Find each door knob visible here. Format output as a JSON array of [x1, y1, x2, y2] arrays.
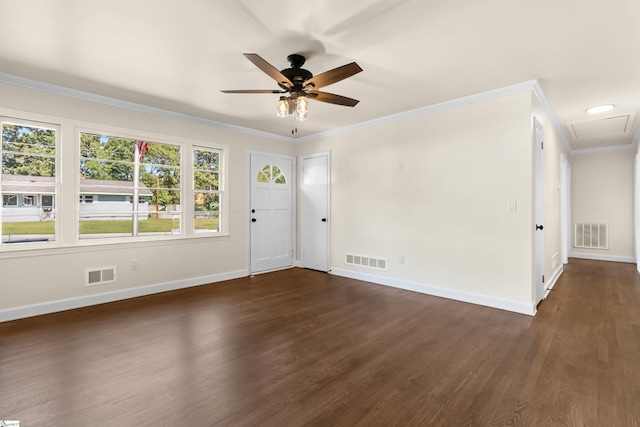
[[536, 224, 543, 230], [251, 209, 255, 213], [321, 218, 327, 222], [252, 218, 257, 222]]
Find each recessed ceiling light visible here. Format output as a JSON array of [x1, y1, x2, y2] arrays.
[[586, 104, 615, 114]]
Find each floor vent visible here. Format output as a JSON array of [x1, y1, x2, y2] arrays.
[[86, 266, 117, 286], [345, 253, 387, 270], [574, 223, 608, 249]]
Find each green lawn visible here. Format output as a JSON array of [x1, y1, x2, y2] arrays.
[[3, 218, 219, 235]]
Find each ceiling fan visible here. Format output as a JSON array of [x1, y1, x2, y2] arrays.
[[221, 53, 363, 122]]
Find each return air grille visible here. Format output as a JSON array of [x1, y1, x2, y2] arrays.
[[574, 223, 608, 249], [345, 253, 387, 270], [85, 266, 117, 286]]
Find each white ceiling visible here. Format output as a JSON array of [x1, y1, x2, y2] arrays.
[[1, 0, 639, 150]]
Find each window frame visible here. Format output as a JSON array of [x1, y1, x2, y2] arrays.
[[73, 124, 228, 247], [0, 113, 228, 254], [1, 116, 60, 250], [192, 146, 223, 234]]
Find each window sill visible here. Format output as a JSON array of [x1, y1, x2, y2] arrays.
[[0, 233, 231, 259]]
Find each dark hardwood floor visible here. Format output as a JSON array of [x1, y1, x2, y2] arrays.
[[1, 259, 639, 426]]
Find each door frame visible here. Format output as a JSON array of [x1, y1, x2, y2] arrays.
[[533, 117, 546, 305], [560, 153, 571, 265], [635, 153, 640, 273], [301, 151, 331, 272], [247, 151, 296, 274]]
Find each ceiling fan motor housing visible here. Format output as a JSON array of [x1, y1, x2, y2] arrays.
[[279, 54, 313, 91]]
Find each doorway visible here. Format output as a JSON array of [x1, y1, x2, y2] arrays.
[[249, 153, 294, 273], [301, 152, 330, 272], [560, 153, 571, 265], [533, 117, 545, 305]]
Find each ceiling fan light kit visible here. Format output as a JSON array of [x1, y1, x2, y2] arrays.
[[222, 53, 362, 125]]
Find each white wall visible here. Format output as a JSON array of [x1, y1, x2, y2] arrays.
[[297, 92, 536, 312], [1, 82, 565, 319], [571, 149, 635, 261], [0, 83, 294, 316]]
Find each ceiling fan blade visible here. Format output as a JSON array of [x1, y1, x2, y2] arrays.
[[303, 62, 363, 89], [308, 91, 360, 107], [243, 53, 294, 88], [221, 89, 286, 94]]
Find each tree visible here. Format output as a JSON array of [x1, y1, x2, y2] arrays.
[[2, 124, 56, 176], [140, 143, 181, 206], [193, 149, 219, 212]]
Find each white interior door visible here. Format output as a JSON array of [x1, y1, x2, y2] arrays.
[[560, 153, 571, 265], [534, 118, 546, 305], [301, 152, 330, 272], [250, 153, 293, 273], [635, 154, 640, 273]]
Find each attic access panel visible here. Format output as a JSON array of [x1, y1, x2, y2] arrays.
[[568, 114, 632, 140]]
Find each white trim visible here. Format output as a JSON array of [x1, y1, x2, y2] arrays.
[[533, 117, 545, 305], [300, 151, 331, 272], [1, 73, 574, 148], [247, 151, 297, 274], [560, 153, 571, 264], [571, 144, 636, 155], [13, 71, 639, 154], [635, 153, 640, 273], [531, 81, 572, 153], [0, 233, 231, 259], [295, 80, 541, 143], [0, 72, 296, 143], [0, 269, 248, 323], [543, 265, 563, 299], [570, 252, 635, 263], [330, 268, 536, 316]]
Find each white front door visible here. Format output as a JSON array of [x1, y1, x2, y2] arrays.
[[301, 152, 330, 272], [534, 118, 546, 305], [250, 153, 294, 273]]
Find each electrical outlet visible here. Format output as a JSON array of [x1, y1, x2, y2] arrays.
[[131, 259, 139, 271], [398, 255, 404, 264]]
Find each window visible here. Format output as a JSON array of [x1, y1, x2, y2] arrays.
[[257, 165, 287, 184], [193, 147, 221, 232], [2, 194, 17, 206], [1, 118, 58, 245], [79, 132, 181, 239]]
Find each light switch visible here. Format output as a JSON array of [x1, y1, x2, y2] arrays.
[[507, 200, 517, 213]]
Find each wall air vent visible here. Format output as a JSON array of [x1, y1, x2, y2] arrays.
[[85, 266, 117, 286], [574, 223, 608, 249], [345, 253, 387, 270]]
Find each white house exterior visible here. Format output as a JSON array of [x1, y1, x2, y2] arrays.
[[1, 174, 152, 222]]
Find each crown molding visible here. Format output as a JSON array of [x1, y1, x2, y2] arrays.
[[568, 117, 639, 155], [0, 72, 296, 143], [295, 80, 541, 143], [571, 144, 636, 155], [1, 72, 581, 150], [531, 81, 573, 153]]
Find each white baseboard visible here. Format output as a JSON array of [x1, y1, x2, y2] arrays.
[[0, 269, 249, 323], [570, 252, 635, 263], [293, 259, 304, 268], [543, 265, 563, 299], [330, 268, 536, 316]]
